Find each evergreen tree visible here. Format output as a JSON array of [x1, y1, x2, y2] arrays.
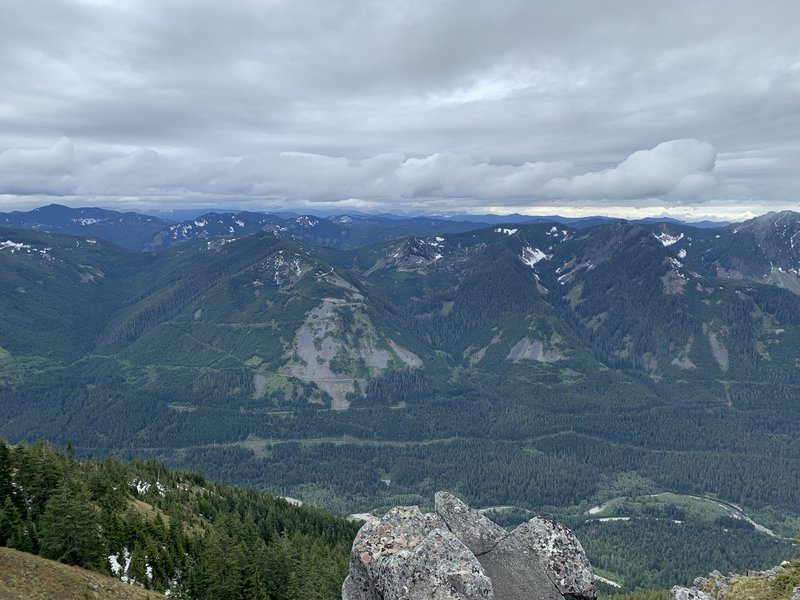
[[0, 441, 11, 502], [38, 480, 106, 569], [0, 496, 20, 546]]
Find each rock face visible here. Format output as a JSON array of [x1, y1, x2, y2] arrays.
[[342, 492, 597, 600], [670, 588, 715, 600], [341, 505, 492, 600], [434, 491, 507, 555], [512, 517, 596, 600]]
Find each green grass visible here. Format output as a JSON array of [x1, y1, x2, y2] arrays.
[[594, 565, 626, 588], [700, 559, 800, 600], [591, 493, 730, 523]]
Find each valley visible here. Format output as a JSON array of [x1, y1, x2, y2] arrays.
[[1, 207, 800, 591]]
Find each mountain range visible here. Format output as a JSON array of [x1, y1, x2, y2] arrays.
[[1, 203, 729, 251], [1, 205, 799, 590]]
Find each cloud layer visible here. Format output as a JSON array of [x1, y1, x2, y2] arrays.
[[0, 137, 721, 212], [0, 0, 798, 217]]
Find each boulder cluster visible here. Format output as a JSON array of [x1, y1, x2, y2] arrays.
[[342, 491, 597, 600]]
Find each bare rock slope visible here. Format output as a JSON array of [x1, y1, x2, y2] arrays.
[[342, 491, 597, 600]]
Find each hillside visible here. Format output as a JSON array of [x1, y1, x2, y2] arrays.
[[1, 213, 800, 590], [0, 439, 358, 599], [0, 547, 161, 600], [0, 204, 170, 251]]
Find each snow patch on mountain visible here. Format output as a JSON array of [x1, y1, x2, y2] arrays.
[[521, 246, 548, 268], [0, 240, 32, 251], [296, 216, 319, 228], [654, 232, 685, 246]]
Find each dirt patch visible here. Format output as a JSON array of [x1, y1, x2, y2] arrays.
[[388, 340, 422, 368], [0, 547, 161, 600], [661, 266, 687, 294], [708, 330, 729, 371], [671, 337, 696, 369], [319, 269, 363, 297], [671, 356, 696, 369], [766, 267, 800, 295], [252, 373, 268, 399], [506, 337, 563, 363], [566, 283, 583, 308], [469, 345, 488, 365]]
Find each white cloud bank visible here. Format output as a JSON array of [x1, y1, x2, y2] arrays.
[[0, 138, 721, 212], [543, 140, 717, 200]]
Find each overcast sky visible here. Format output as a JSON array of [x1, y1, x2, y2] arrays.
[[0, 0, 798, 219]]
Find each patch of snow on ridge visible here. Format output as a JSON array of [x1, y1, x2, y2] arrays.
[[0, 240, 31, 252], [108, 553, 123, 576], [296, 216, 319, 228], [678, 248, 687, 259], [109, 548, 133, 583], [72, 218, 102, 225], [521, 246, 548, 268], [495, 227, 518, 235], [131, 479, 151, 495], [654, 232, 684, 246]]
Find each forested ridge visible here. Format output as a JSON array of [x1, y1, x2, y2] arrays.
[[0, 439, 358, 599]]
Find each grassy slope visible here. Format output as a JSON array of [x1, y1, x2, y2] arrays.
[[0, 547, 160, 600], [699, 559, 800, 600]]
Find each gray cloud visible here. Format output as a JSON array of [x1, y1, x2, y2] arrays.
[[542, 140, 717, 201], [0, 137, 718, 209], [0, 138, 77, 195], [0, 0, 798, 218]]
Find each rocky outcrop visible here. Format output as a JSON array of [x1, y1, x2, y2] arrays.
[[671, 563, 799, 600], [342, 492, 596, 600], [670, 588, 714, 600], [434, 491, 507, 555], [512, 517, 596, 600], [341, 505, 492, 600]]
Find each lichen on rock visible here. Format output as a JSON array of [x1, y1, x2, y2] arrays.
[[342, 491, 597, 600]]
